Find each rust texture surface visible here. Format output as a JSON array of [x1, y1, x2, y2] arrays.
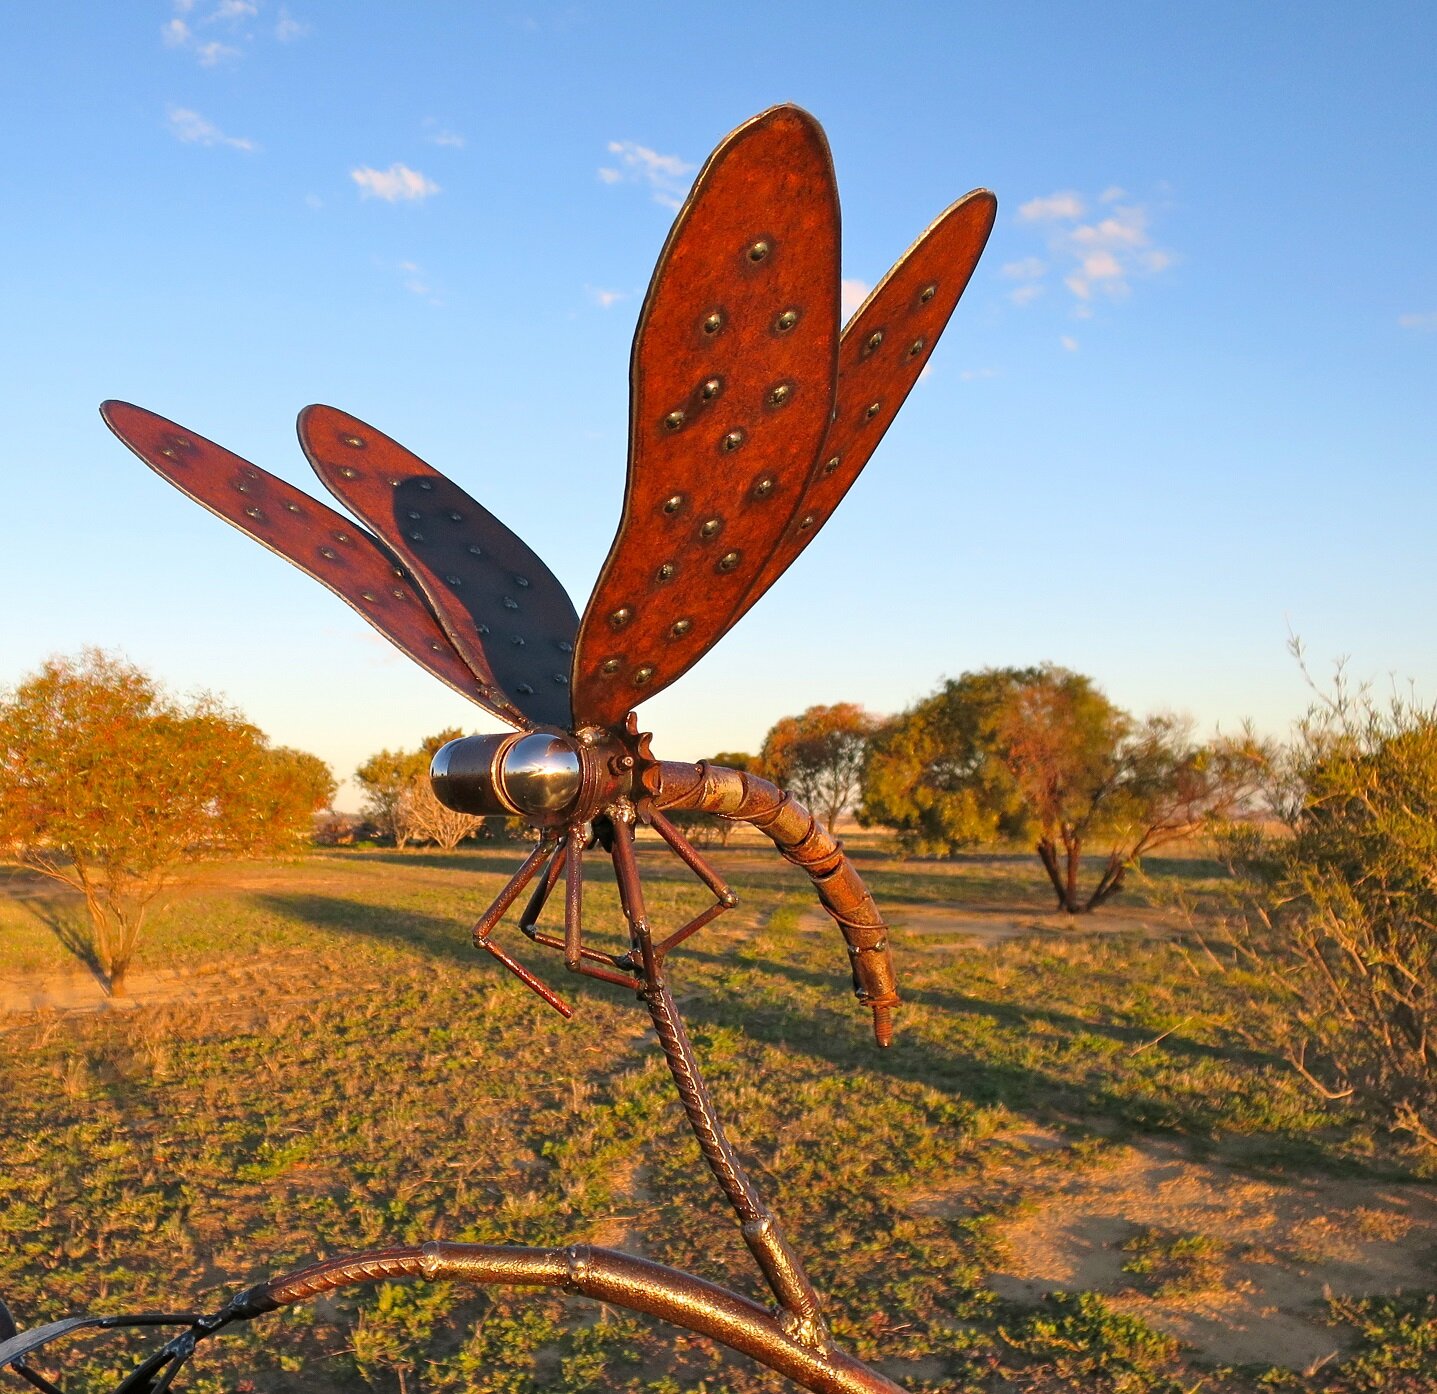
[[300, 405, 578, 729], [570, 104, 840, 728]]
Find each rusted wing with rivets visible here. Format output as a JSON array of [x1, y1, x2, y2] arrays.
[[99, 400, 517, 722], [300, 406, 578, 730], [569, 104, 841, 729], [732, 189, 997, 627]]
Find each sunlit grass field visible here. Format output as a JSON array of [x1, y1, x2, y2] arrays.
[[1, 834, 1433, 1392]]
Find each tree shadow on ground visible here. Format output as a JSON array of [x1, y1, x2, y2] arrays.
[[21, 895, 109, 988]]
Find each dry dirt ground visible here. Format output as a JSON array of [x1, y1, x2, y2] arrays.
[[979, 1131, 1437, 1375]]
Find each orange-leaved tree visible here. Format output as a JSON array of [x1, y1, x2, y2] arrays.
[[760, 704, 878, 832], [0, 649, 335, 993]]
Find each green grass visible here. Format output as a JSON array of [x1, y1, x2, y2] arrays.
[[1, 841, 1432, 1392]]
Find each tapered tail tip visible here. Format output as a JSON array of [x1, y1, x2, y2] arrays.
[[872, 1003, 894, 1048]]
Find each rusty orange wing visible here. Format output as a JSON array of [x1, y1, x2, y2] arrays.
[[299, 406, 579, 731], [731, 189, 997, 626], [569, 104, 841, 729], [99, 400, 521, 724]]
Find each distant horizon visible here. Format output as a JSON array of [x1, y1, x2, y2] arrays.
[[5, 3, 1433, 811]]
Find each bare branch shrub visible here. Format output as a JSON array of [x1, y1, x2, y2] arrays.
[[1220, 668, 1437, 1150]]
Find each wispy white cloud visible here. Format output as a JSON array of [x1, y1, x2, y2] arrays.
[[1061, 335, 1079, 352], [162, 8, 241, 64], [210, 0, 257, 19], [162, 17, 192, 47], [422, 119, 465, 149], [1398, 311, 1437, 331], [599, 139, 695, 209], [1002, 256, 1046, 280], [275, 7, 308, 41], [959, 367, 998, 382], [586, 286, 626, 309], [166, 105, 256, 152], [1012, 188, 1174, 312], [1019, 191, 1086, 223], [351, 163, 440, 202], [841, 278, 871, 320]]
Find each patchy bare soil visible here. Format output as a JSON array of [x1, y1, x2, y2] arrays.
[[982, 1132, 1437, 1372]]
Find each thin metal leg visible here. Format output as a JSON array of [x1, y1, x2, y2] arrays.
[[470, 839, 573, 1018], [645, 808, 738, 959], [564, 822, 585, 970], [519, 843, 568, 932]]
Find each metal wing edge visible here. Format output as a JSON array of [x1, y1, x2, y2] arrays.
[[99, 400, 523, 728]]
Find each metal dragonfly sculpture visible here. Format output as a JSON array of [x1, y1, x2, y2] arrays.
[[2, 105, 994, 1394]]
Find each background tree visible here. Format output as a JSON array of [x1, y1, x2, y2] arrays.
[[354, 746, 427, 847], [863, 666, 1265, 911], [759, 704, 877, 832], [0, 650, 335, 994], [356, 729, 476, 849], [860, 669, 1038, 854]]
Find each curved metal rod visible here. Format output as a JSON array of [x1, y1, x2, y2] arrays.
[[237, 1240, 905, 1394]]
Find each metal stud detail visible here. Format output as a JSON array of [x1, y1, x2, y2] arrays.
[[747, 239, 770, 263], [341, 434, 365, 448], [656, 561, 676, 582], [766, 383, 792, 408], [662, 494, 685, 515], [285, 501, 301, 512], [516, 683, 535, 695], [513, 575, 530, 588], [447, 509, 463, 521], [919, 283, 937, 303], [720, 430, 745, 453], [864, 330, 884, 355], [510, 635, 525, 647], [865, 401, 882, 421], [319, 546, 337, 559], [552, 673, 569, 685], [664, 410, 686, 431], [798, 513, 816, 530], [822, 454, 841, 475], [445, 574, 462, 586], [699, 517, 722, 540], [601, 658, 621, 675], [908, 337, 926, 358], [702, 311, 723, 335], [701, 378, 722, 402], [752, 476, 775, 498], [557, 639, 573, 653], [717, 550, 741, 572], [669, 618, 692, 639], [467, 543, 484, 556], [609, 607, 632, 629], [633, 665, 655, 686], [775, 308, 799, 333]]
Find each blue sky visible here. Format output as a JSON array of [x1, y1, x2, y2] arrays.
[[2, 3, 1433, 807]]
